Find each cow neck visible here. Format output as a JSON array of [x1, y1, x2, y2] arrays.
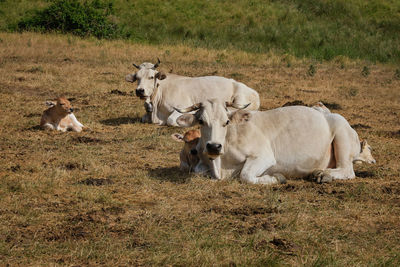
[[51, 106, 68, 117], [150, 78, 163, 104]]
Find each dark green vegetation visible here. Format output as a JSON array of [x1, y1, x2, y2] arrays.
[[1, 0, 399, 63], [17, 0, 117, 38]]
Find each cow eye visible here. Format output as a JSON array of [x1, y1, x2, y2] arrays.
[[223, 120, 230, 127], [149, 76, 154, 79], [198, 119, 204, 125]]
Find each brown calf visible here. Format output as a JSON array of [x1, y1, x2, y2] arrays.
[[171, 129, 201, 172], [40, 97, 84, 132]]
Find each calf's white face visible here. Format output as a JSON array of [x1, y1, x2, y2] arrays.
[[176, 99, 248, 160], [125, 61, 166, 99]]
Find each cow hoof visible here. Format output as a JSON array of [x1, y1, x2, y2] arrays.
[[318, 174, 333, 183], [274, 173, 287, 184], [312, 170, 333, 184]]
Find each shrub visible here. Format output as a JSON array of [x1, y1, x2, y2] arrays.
[[361, 66, 370, 77], [307, 64, 316, 77], [17, 0, 117, 39]]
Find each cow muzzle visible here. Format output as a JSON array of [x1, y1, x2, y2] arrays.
[[206, 142, 223, 160], [136, 88, 146, 99]]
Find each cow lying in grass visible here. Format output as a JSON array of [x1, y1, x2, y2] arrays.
[[40, 97, 84, 132], [125, 59, 260, 126], [175, 99, 375, 184], [171, 129, 201, 172]]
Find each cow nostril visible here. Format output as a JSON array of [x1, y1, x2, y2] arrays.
[[136, 89, 145, 97], [206, 143, 222, 153]]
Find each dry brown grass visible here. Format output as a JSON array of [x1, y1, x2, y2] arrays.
[[0, 32, 399, 266]]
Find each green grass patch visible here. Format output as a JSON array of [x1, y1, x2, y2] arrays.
[[1, 0, 399, 63]]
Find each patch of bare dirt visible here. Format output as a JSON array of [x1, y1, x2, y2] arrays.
[[208, 205, 279, 216], [63, 162, 87, 171], [100, 116, 141, 126], [270, 237, 299, 254], [374, 130, 400, 139], [78, 178, 113, 186], [355, 171, 375, 178], [24, 112, 41, 118], [72, 136, 104, 144], [381, 182, 400, 195], [352, 123, 371, 129], [282, 100, 306, 107], [321, 101, 342, 110], [110, 89, 127, 96]]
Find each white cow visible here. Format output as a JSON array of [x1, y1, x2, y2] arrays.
[[125, 60, 260, 126], [175, 99, 375, 184]]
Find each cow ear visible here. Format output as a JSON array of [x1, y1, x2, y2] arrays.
[[171, 133, 184, 142], [45, 101, 56, 107], [155, 72, 166, 80], [230, 110, 251, 124], [177, 114, 198, 127], [125, 73, 137, 83], [360, 140, 367, 147]]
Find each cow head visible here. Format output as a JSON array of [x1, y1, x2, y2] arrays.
[[312, 102, 331, 113], [47, 97, 74, 115], [172, 129, 201, 171], [175, 99, 250, 160], [125, 58, 166, 99], [354, 140, 376, 164]]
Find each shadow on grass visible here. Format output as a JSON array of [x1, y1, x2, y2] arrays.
[[77, 178, 114, 186], [100, 116, 141, 126], [148, 166, 192, 184], [26, 125, 42, 131], [355, 171, 375, 178]]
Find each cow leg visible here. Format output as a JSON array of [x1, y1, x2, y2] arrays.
[[141, 113, 152, 123], [140, 100, 153, 123], [166, 110, 182, 127], [42, 123, 55, 130], [240, 156, 286, 185], [58, 126, 67, 132], [193, 162, 209, 174], [313, 129, 356, 183], [70, 125, 82, 132], [151, 109, 164, 125], [69, 113, 84, 128]]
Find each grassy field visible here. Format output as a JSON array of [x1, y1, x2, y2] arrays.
[[0, 32, 400, 266], [0, 0, 399, 63]]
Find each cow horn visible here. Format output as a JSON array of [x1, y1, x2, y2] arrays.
[[153, 58, 161, 69], [133, 63, 140, 69], [174, 103, 202, 113], [226, 102, 251, 110]]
